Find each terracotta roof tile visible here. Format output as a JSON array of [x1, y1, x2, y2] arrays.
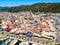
[[29, 27, 40, 33], [7, 23, 14, 27], [20, 25, 26, 30], [37, 24, 46, 28]]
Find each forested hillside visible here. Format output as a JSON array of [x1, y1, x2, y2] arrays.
[[0, 3, 60, 13]]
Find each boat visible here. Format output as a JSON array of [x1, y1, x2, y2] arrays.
[[5, 39, 13, 45], [32, 43, 38, 45], [19, 41, 29, 45], [15, 40, 21, 45], [9, 39, 18, 45]]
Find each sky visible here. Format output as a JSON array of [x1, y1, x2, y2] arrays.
[[0, 0, 60, 7]]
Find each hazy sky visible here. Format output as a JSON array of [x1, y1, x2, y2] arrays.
[[0, 0, 60, 7]]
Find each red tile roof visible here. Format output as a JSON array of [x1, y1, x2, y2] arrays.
[[20, 25, 26, 30], [29, 27, 40, 33], [5, 28, 12, 32]]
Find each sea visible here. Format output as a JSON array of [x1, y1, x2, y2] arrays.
[[0, 39, 32, 45], [0, 39, 6, 45]]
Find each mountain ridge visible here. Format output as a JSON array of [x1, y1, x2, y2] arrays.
[[0, 3, 60, 13]]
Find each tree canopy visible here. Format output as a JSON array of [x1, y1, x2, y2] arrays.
[[8, 3, 60, 13], [0, 3, 60, 13]]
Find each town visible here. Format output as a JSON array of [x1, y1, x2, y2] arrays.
[[0, 11, 60, 45]]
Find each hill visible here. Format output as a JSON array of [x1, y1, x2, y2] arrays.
[[0, 3, 60, 13], [8, 3, 60, 13], [0, 7, 9, 12]]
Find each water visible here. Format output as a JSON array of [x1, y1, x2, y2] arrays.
[[0, 39, 6, 45], [1, 42, 6, 45], [0, 39, 32, 45], [0, 41, 2, 45], [29, 43, 32, 45]]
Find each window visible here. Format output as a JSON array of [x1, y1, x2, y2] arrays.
[[28, 38, 29, 41], [34, 39, 36, 42], [37, 40, 39, 43], [46, 42, 48, 44], [43, 41, 44, 44]]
